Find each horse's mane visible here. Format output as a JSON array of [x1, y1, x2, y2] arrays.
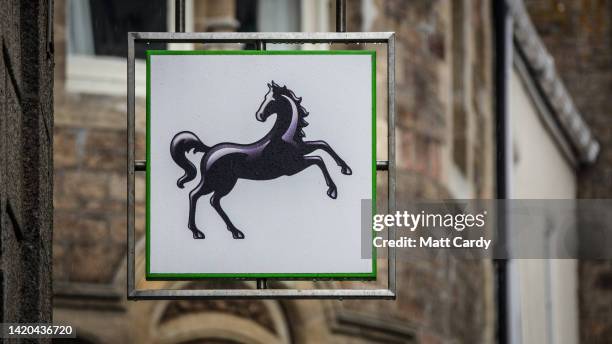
[[273, 83, 309, 139]]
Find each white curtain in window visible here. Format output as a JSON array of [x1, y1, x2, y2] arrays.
[[68, 0, 95, 55], [257, 0, 300, 32]]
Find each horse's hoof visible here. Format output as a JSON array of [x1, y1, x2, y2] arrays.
[[231, 230, 245, 239], [341, 165, 352, 175], [327, 187, 337, 199], [192, 230, 205, 239]]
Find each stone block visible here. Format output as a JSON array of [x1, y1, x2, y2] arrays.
[[63, 171, 108, 200]]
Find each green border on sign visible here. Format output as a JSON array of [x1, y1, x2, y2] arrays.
[[146, 50, 377, 280]]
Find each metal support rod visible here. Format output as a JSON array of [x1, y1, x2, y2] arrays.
[[255, 39, 267, 289], [131, 288, 394, 299], [175, 0, 186, 32], [387, 33, 397, 296], [336, 0, 346, 32], [129, 32, 394, 44], [127, 31, 136, 302], [256, 279, 268, 289], [135, 160, 146, 171], [376, 160, 389, 171]]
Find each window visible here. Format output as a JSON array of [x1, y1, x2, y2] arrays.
[[69, 0, 167, 59], [256, 0, 301, 32], [236, 0, 302, 50], [66, 0, 185, 97], [236, 0, 301, 32]]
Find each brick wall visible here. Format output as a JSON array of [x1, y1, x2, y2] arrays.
[[525, 1, 612, 342]]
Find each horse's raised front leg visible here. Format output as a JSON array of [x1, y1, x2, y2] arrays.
[[210, 192, 245, 239], [303, 140, 352, 175], [302, 155, 338, 199], [188, 183, 207, 239]]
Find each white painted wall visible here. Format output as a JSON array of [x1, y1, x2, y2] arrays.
[[510, 69, 578, 344]]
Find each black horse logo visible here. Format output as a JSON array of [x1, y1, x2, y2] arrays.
[[170, 81, 352, 239]]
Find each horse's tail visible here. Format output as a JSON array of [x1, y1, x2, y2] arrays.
[[170, 131, 209, 188]]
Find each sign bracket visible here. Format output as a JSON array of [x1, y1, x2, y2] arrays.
[[127, 0, 396, 301]]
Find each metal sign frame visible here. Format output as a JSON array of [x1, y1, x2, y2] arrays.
[[127, 31, 396, 299]]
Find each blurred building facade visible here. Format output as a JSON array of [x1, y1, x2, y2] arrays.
[[50, 0, 607, 343]]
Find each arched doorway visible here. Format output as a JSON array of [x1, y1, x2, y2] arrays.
[[150, 282, 292, 344]]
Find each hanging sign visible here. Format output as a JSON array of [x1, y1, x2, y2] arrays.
[[146, 50, 376, 279]]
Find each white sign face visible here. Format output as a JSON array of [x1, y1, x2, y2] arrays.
[[146, 51, 375, 279]]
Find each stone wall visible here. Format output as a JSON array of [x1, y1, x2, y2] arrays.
[[0, 0, 54, 336], [358, 1, 495, 343], [525, 1, 612, 343]]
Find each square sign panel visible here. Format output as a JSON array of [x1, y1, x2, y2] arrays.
[[146, 50, 375, 279]]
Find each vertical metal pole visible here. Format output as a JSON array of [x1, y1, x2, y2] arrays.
[[494, 0, 516, 343], [255, 38, 267, 290], [336, 0, 346, 32], [127, 34, 136, 298], [175, 0, 186, 32], [387, 34, 396, 296], [256, 278, 267, 289]]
